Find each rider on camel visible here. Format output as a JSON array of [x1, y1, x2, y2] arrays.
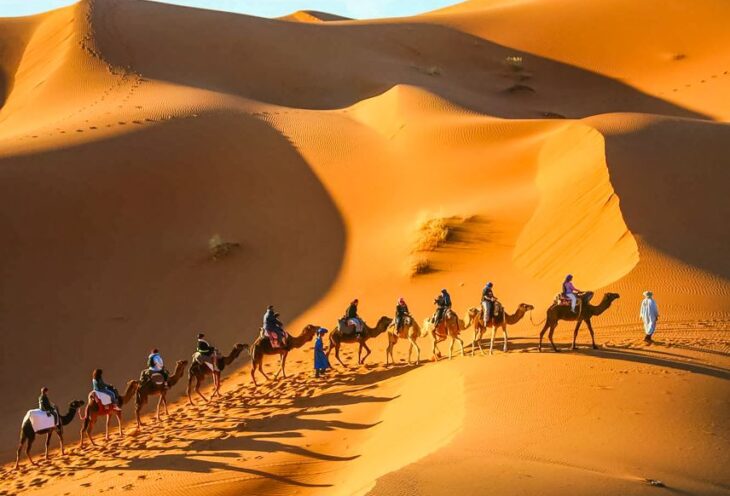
[[344, 299, 364, 337], [92, 369, 121, 411], [562, 274, 582, 313], [394, 297, 410, 332], [140, 348, 169, 388], [38, 387, 59, 426], [433, 289, 452, 326], [263, 305, 288, 348], [481, 282, 497, 320]]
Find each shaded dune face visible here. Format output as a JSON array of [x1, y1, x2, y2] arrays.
[[88, 0, 703, 119], [590, 117, 730, 279], [0, 113, 345, 449]]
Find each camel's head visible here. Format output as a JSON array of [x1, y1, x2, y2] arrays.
[[176, 359, 189, 368], [303, 324, 320, 340], [520, 303, 535, 312], [605, 293, 621, 302], [70, 400, 85, 409], [377, 316, 394, 329], [467, 307, 481, 318], [234, 343, 248, 353]]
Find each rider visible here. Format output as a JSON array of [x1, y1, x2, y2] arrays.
[[263, 305, 287, 348], [481, 282, 497, 320], [433, 289, 452, 326], [562, 274, 582, 313], [394, 297, 410, 332], [196, 332, 220, 391], [38, 387, 59, 426], [141, 348, 169, 388], [92, 369, 121, 410], [344, 299, 364, 337]]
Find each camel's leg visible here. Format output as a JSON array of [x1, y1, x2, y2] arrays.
[[116, 412, 124, 437], [280, 352, 289, 379], [259, 361, 271, 381], [24, 437, 35, 466], [448, 336, 455, 360], [489, 326, 497, 355], [458, 335, 465, 357], [471, 329, 478, 357], [502, 324, 509, 352], [58, 431, 65, 456], [212, 372, 221, 397], [196, 376, 209, 403], [386, 336, 394, 366], [538, 323, 550, 352], [274, 354, 284, 379], [163, 393, 169, 416], [548, 324, 559, 352], [571, 320, 582, 350], [15, 438, 24, 469], [156, 395, 163, 422], [44, 432, 51, 460], [250, 363, 259, 387], [432, 337, 441, 360], [105, 414, 110, 441], [136, 403, 143, 428], [360, 341, 371, 364], [586, 318, 598, 349], [408, 337, 420, 365], [334, 343, 346, 367]]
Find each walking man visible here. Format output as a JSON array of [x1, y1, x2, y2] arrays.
[[640, 291, 659, 344]]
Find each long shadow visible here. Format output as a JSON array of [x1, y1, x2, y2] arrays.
[[91, 0, 707, 120], [576, 348, 730, 380], [120, 451, 332, 488]]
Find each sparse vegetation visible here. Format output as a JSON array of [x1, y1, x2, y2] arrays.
[[413, 218, 453, 252], [409, 258, 434, 277], [208, 234, 241, 260], [505, 55, 524, 72]]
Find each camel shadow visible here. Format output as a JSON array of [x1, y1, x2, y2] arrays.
[[575, 347, 730, 380]]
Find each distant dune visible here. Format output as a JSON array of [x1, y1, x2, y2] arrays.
[[0, 0, 728, 495]]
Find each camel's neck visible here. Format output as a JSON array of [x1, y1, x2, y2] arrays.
[[590, 298, 614, 316], [60, 405, 79, 425], [289, 331, 315, 350], [505, 307, 527, 325], [224, 347, 242, 366], [369, 324, 388, 338], [168, 364, 186, 387], [121, 383, 137, 404]]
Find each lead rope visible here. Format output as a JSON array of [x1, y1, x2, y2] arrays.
[[529, 309, 546, 327]]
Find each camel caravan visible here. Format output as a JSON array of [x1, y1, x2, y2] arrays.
[[15, 275, 619, 469]]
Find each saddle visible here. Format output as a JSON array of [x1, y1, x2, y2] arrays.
[[340, 318, 363, 337], [91, 390, 113, 406], [262, 327, 288, 349], [24, 409, 59, 432], [193, 350, 220, 372]]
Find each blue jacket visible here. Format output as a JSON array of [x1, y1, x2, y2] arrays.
[[441, 292, 452, 307], [263, 309, 280, 329]]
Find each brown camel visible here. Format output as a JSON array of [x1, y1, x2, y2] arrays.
[[385, 316, 422, 366], [328, 316, 393, 366], [465, 303, 534, 355], [187, 343, 248, 405], [135, 360, 188, 427], [80, 380, 139, 448], [538, 292, 620, 352], [250, 324, 319, 386], [423, 309, 468, 360], [15, 400, 84, 468]]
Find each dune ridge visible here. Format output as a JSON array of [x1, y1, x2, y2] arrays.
[[0, 0, 728, 495]]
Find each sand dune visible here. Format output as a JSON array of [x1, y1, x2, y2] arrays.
[[0, 0, 728, 494]]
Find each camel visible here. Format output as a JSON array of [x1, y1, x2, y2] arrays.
[[249, 324, 319, 386], [465, 303, 534, 355], [385, 316, 423, 366], [187, 343, 248, 405], [135, 360, 188, 427], [328, 316, 393, 366], [538, 292, 620, 352], [15, 400, 84, 468], [423, 309, 469, 360], [80, 380, 139, 448]]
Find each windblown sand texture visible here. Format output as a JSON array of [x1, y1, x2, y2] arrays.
[[0, 0, 728, 495]]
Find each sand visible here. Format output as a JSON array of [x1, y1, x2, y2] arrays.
[[0, 0, 728, 494]]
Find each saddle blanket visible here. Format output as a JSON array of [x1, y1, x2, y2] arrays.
[[23, 409, 57, 432], [92, 391, 113, 405], [193, 352, 219, 371]]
